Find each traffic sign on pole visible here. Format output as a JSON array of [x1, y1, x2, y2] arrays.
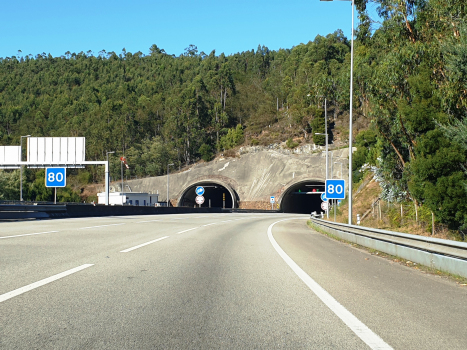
[[325, 179, 345, 199], [195, 186, 205, 196], [270, 196, 275, 204], [321, 202, 328, 211], [321, 193, 327, 202], [45, 168, 66, 188], [195, 195, 205, 205]]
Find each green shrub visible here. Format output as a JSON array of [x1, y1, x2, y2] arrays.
[[250, 138, 259, 146], [286, 138, 299, 149], [199, 144, 213, 162]]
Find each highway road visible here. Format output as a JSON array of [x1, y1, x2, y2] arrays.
[[1, 213, 466, 349]]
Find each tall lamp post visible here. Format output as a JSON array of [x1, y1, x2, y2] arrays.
[[320, 0, 354, 224], [315, 97, 329, 179], [316, 99, 329, 218], [20, 135, 31, 201], [167, 163, 174, 207], [105, 151, 115, 205]]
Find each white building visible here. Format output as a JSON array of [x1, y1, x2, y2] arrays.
[[97, 192, 159, 206]]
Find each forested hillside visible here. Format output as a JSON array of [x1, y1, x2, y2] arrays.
[[1, 0, 467, 231], [0, 32, 350, 171]]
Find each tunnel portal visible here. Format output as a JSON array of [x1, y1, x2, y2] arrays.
[[280, 180, 326, 214], [178, 181, 236, 208]]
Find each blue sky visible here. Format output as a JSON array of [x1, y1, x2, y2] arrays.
[[1, 0, 375, 59]]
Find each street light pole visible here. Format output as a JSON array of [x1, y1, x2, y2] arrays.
[[20, 135, 31, 201], [348, 0, 355, 225], [324, 98, 328, 181], [320, 0, 354, 224], [106, 151, 115, 205], [167, 163, 174, 207], [315, 127, 329, 219]]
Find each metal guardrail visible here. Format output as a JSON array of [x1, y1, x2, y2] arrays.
[[0, 204, 68, 219], [310, 217, 467, 279]]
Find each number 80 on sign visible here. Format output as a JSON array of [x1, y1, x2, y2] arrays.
[[45, 168, 66, 187], [325, 179, 345, 199]]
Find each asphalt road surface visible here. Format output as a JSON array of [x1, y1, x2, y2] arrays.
[[1, 213, 466, 349]]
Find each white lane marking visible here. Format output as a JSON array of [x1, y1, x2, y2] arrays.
[[120, 236, 169, 253], [0, 264, 94, 303], [202, 223, 216, 227], [268, 219, 393, 350], [137, 220, 161, 223], [177, 227, 198, 234], [0, 231, 58, 239], [221, 220, 234, 223], [79, 223, 126, 230]]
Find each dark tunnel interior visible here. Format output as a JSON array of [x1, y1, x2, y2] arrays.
[[179, 183, 234, 208], [280, 181, 326, 214]]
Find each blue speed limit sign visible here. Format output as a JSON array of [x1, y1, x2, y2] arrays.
[[325, 179, 345, 199], [45, 168, 66, 187], [195, 186, 205, 196]]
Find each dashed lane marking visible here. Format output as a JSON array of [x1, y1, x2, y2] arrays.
[[0, 264, 94, 303], [79, 223, 126, 230], [120, 236, 169, 253], [177, 227, 199, 234], [0, 231, 59, 239]]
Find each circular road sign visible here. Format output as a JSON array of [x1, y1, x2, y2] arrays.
[[321, 193, 327, 201], [321, 201, 328, 211], [195, 195, 205, 205], [195, 186, 205, 196]]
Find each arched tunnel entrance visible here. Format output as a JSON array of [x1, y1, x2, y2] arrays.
[[280, 180, 325, 214], [178, 181, 237, 208]]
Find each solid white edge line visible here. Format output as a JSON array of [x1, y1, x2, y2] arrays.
[[268, 219, 393, 350], [79, 223, 126, 230], [177, 227, 198, 234], [120, 236, 169, 253], [0, 231, 59, 239], [0, 264, 94, 303]]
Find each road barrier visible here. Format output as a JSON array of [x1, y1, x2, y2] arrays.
[[310, 217, 467, 279], [0, 204, 278, 220], [0, 204, 67, 219]]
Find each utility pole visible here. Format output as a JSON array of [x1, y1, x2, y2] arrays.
[[167, 163, 174, 207], [20, 135, 31, 201]]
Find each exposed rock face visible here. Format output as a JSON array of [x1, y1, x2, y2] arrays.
[[122, 147, 350, 208]]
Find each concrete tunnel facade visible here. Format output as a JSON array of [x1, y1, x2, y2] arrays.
[[124, 147, 350, 212], [177, 177, 326, 214]]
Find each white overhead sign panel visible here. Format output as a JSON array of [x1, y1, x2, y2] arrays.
[[27, 137, 85, 165], [0, 146, 21, 164]]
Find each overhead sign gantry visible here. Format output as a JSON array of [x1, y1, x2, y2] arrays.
[[0, 137, 111, 205]]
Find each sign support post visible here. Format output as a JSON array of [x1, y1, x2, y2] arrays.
[[326, 180, 346, 221], [270, 196, 275, 210]]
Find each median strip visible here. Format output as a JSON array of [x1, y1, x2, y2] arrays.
[[0, 264, 94, 303], [120, 236, 169, 253]]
